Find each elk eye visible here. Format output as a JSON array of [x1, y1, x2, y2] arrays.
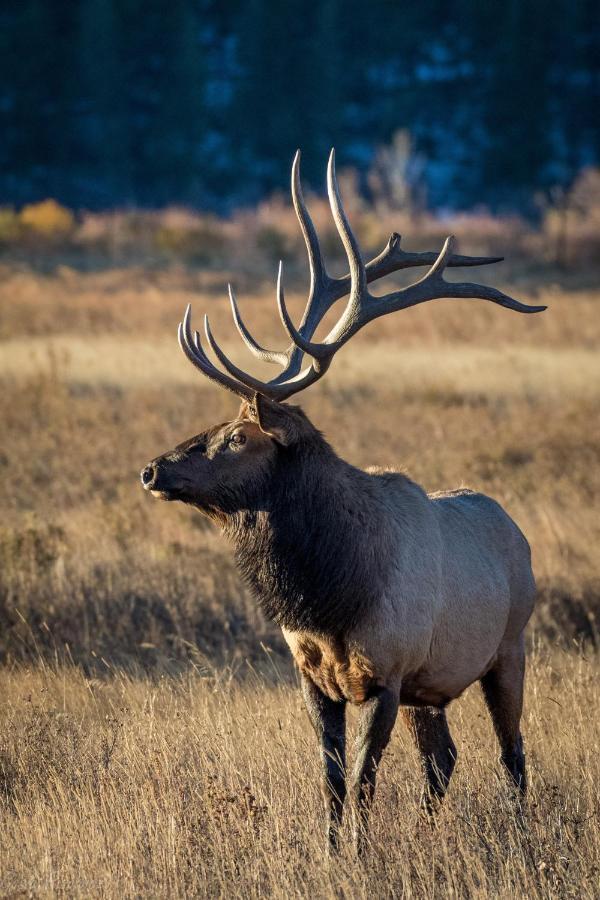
[[229, 433, 246, 447]]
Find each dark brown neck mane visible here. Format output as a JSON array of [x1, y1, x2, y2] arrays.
[[225, 439, 394, 635]]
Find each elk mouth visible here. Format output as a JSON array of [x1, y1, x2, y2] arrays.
[[149, 487, 184, 501]]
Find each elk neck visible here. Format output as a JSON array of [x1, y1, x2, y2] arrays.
[[225, 439, 394, 636]]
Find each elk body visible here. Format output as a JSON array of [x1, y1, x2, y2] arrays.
[[141, 151, 543, 853]]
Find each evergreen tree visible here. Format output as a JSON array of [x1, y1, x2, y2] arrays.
[[0, 0, 597, 210], [77, 0, 132, 204]]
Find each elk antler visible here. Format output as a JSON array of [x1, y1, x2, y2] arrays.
[[179, 150, 546, 402]]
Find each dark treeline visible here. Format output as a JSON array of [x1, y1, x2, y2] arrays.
[[0, 0, 598, 213]]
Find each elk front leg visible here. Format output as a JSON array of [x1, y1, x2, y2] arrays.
[[301, 674, 347, 852], [349, 685, 399, 855]]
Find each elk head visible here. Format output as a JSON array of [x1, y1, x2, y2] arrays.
[[141, 150, 545, 521], [140, 395, 316, 519]]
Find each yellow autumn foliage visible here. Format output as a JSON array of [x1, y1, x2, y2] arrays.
[[19, 198, 75, 237]]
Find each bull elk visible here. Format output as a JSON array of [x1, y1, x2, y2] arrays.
[[141, 151, 543, 853]]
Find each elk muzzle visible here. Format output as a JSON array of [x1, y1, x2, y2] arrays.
[[141, 464, 156, 488], [140, 461, 184, 500]]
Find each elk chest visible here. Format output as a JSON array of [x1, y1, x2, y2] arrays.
[[282, 629, 377, 704]]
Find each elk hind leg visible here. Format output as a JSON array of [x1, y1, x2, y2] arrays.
[[401, 706, 457, 816], [480, 641, 527, 793]]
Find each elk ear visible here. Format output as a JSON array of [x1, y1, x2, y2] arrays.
[[250, 393, 298, 446]]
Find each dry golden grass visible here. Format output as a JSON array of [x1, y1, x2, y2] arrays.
[[1, 255, 599, 896], [0, 649, 598, 898]]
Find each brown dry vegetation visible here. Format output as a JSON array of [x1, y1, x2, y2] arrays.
[[1, 231, 599, 896], [0, 651, 598, 898], [2, 164, 600, 273]]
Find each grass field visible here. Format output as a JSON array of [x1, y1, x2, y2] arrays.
[[1, 251, 599, 896]]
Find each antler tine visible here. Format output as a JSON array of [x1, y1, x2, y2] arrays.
[[276, 262, 331, 364], [327, 148, 367, 297], [356, 233, 548, 320], [228, 285, 288, 367], [179, 156, 336, 400], [291, 150, 329, 300], [273, 190, 545, 368], [292, 149, 371, 353], [218, 150, 330, 377], [178, 151, 545, 404], [269, 152, 510, 385], [203, 314, 288, 399], [266, 149, 378, 389], [423, 234, 455, 279], [317, 232, 545, 351], [266, 151, 338, 385], [270, 148, 371, 380], [177, 305, 255, 402], [364, 232, 504, 283], [267, 232, 509, 384], [201, 302, 324, 401]]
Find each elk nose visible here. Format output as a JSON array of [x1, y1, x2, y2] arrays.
[[141, 464, 157, 488]]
